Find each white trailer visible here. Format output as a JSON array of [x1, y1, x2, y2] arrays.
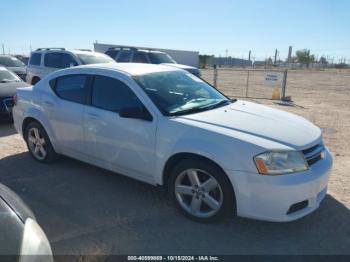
[[94, 43, 199, 68]]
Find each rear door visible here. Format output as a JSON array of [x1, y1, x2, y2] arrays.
[[49, 74, 90, 158]]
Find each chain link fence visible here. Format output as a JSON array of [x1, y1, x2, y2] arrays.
[[201, 68, 288, 100]]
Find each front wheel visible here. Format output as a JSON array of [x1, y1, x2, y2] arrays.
[[25, 122, 57, 163], [168, 159, 235, 222]]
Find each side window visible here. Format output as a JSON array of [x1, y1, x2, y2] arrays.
[[44, 53, 62, 68], [45, 53, 77, 68], [29, 53, 42, 66], [117, 50, 133, 62], [105, 50, 119, 59], [92, 75, 143, 112], [61, 53, 78, 68], [133, 52, 148, 63], [54, 75, 88, 104]]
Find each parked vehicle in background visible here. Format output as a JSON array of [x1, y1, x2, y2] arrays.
[[13, 63, 332, 223], [0, 55, 27, 81], [105, 46, 201, 77], [0, 66, 29, 120], [26, 48, 116, 85], [14, 55, 30, 65], [0, 183, 53, 260]]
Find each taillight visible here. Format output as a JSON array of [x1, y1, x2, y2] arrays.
[[13, 94, 17, 106]]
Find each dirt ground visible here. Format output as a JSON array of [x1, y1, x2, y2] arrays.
[[0, 69, 349, 257]]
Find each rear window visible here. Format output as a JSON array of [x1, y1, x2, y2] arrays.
[[54, 75, 88, 104], [105, 49, 119, 59], [117, 50, 133, 62], [133, 52, 148, 63], [29, 53, 42, 66]]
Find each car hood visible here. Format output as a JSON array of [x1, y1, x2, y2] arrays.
[[0, 81, 30, 97], [7, 66, 26, 74], [175, 100, 321, 149], [0, 184, 35, 222]]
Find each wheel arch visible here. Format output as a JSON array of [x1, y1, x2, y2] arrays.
[[21, 116, 58, 152], [162, 152, 236, 201]]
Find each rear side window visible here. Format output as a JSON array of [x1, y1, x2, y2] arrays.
[[29, 53, 42, 66], [105, 49, 119, 59], [91, 75, 143, 112], [45, 53, 77, 68], [133, 52, 148, 63], [117, 50, 133, 62], [54, 75, 88, 104]]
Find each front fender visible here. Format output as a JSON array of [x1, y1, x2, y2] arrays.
[[154, 122, 264, 185]]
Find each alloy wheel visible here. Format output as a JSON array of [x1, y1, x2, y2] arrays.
[[27, 127, 47, 161], [174, 168, 223, 218]]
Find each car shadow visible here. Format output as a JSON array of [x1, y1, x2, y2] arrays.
[[0, 122, 16, 137], [0, 152, 349, 256]]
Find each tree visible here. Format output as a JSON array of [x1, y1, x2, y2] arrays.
[[295, 49, 315, 68], [319, 56, 328, 64]]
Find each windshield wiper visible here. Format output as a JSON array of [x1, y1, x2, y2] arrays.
[[200, 99, 231, 110], [169, 100, 232, 116], [169, 106, 211, 116]]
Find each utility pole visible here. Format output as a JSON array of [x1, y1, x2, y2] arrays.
[[287, 46, 292, 63], [1, 44, 4, 55], [248, 50, 251, 64], [274, 49, 278, 65]]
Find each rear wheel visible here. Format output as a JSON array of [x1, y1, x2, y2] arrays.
[[168, 158, 235, 222], [25, 122, 57, 163]]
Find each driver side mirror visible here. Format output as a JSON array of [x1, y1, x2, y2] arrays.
[[119, 106, 153, 121]]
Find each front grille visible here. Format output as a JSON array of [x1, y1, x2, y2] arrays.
[[302, 143, 324, 166]]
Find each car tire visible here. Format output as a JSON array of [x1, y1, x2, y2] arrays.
[[168, 158, 235, 222], [24, 121, 57, 163]]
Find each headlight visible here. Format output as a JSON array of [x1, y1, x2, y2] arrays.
[[254, 150, 308, 175], [19, 218, 53, 262]]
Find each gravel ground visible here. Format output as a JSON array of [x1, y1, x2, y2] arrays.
[[0, 69, 349, 257]]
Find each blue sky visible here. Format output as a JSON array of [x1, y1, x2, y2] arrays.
[[1, 0, 349, 61]]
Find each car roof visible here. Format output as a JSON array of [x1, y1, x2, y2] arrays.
[[74, 62, 180, 76], [31, 49, 101, 56]]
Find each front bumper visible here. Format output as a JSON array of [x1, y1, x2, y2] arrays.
[[225, 147, 333, 222]]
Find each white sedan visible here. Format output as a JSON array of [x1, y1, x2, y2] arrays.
[[13, 63, 333, 222]]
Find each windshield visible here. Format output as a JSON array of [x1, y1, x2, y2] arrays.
[[148, 53, 176, 64], [0, 67, 20, 83], [0, 56, 25, 67], [77, 53, 115, 65], [134, 71, 230, 116]]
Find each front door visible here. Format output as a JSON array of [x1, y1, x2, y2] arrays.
[[83, 74, 157, 183]]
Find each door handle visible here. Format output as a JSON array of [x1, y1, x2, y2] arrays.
[[43, 101, 54, 107]]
